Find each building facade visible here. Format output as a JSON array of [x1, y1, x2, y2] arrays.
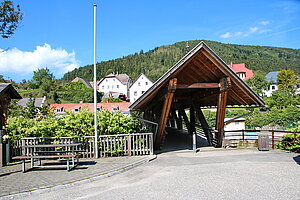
[[98, 73, 132, 98], [129, 73, 153, 102]]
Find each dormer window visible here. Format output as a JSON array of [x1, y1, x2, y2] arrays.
[[56, 108, 62, 113], [73, 108, 80, 112], [112, 107, 119, 111]]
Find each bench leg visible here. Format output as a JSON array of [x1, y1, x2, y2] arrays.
[[31, 158, 34, 168], [22, 160, 26, 173], [67, 159, 70, 171], [76, 155, 79, 166]]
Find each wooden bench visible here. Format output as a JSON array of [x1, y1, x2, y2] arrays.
[[12, 154, 79, 172], [12, 143, 83, 172]]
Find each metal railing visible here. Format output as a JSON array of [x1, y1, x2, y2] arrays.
[[224, 129, 300, 149]]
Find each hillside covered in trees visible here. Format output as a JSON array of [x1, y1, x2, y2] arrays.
[[61, 40, 300, 82]]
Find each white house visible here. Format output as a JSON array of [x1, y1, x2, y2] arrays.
[[129, 73, 153, 102], [263, 71, 280, 97], [224, 118, 246, 139], [98, 73, 132, 98]]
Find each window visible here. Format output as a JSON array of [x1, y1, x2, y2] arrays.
[[73, 108, 80, 112], [106, 79, 108, 82], [112, 107, 119, 111], [97, 107, 102, 111], [113, 78, 115, 82], [112, 85, 114, 89], [117, 85, 119, 88], [134, 91, 137, 96], [138, 82, 141, 86], [235, 121, 240, 125], [56, 108, 62, 112], [271, 85, 276, 90], [145, 81, 148, 85], [102, 85, 104, 89], [107, 85, 110, 89]]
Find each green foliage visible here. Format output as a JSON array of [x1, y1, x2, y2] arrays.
[[57, 82, 102, 103], [246, 73, 269, 96], [61, 40, 300, 83], [277, 69, 299, 94], [264, 90, 294, 109], [101, 97, 123, 103], [0, 0, 23, 38], [278, 133, 300, 153], [6, 110, 140, 141]]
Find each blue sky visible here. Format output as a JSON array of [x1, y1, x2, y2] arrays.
[[0, 0, 300, 82]]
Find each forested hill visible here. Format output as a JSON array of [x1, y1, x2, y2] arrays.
[[61, 40, 300, 82]]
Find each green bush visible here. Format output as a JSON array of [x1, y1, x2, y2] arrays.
[[278, 133, 300, 153], [6, 109, 140, 141]]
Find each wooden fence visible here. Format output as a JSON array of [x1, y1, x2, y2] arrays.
[[224, 129, 300, 149], [99, 133, 154, 157], [11, 133, 154, 159]]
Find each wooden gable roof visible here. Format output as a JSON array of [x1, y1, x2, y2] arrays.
[[129, 41, 264, 110], [0, 83, 22, 99]]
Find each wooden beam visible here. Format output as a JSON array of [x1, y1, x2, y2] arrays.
[[176, 110, 183, 130], [179, 108, 191, 134], [155, 78, 177, 149], [176, 83, 220, 89], [193, 103, 213, 146], [215, 77, 229, 147], [169, 110, 176, 127]]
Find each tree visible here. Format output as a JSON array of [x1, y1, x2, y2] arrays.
[[277, 69, 299, 94], [265, 90, 293, 109], [0, 0, 23, 38], [246, 73, 269, 96], [28, 68, 61, 103]]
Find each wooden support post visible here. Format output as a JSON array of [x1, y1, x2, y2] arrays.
[[215, 77, 231, 147], [190, 105, 196, 135], [180, 108, 191, 134], [169, 110, 176, 128], [193, 103, 213, 146], [155, 78, 177, 149], [171, 110, 179, 129], [174, 110, 183, 130]]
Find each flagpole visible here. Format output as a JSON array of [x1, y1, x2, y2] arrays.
[[93, 4, 98, 158]]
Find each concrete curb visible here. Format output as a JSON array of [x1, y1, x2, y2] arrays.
[[1, 155, 157, 200]]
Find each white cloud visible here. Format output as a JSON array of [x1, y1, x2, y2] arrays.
[[250, 27, 259, 32], [234, 32, 243, 36], [259, 21, 270, 26], [0, 43, 79, 78], [220, 32, 232, 38]]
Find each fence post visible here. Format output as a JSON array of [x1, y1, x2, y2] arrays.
[[128, 135, 131, 156], [242, 129, 245, 141], [272, 130, 275, 149], [149, 133, 154, 155]]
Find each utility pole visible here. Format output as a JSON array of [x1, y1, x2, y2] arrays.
[[93, 4, 98, 158]]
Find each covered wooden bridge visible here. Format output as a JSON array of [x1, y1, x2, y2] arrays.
[[129, 42, 264, 150]]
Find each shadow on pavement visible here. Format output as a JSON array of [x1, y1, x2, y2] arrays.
[[293, 155, 300, 165], [155, 127, 212, 154]]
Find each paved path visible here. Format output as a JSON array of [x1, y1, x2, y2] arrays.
[[0, 155, 155, 199], [13, 149, 300, 200]]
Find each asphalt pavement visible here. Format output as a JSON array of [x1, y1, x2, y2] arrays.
[[12, 149, 300, 200]]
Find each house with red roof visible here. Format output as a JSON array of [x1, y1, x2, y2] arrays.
[[228, 63, 254, 81], [98, 73, 132, 98], [50, 102, 131, 115]]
